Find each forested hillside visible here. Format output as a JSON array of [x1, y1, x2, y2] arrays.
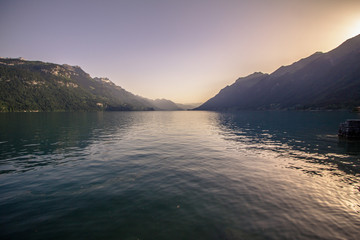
[[0, 58, 180, 112]]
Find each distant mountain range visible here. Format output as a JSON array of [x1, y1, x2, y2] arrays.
[[196, 34, 360, 110], [0, 58, 184, 112], [2, 34, 359, 112]]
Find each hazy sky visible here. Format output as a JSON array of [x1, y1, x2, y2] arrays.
[[1, 0, 359, 103]]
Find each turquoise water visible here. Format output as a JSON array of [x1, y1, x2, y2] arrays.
[[0, 111, 359, 239]]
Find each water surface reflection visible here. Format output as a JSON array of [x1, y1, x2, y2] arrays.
[[214, 111, 360, 182], [0, 112, 137, 173], [0, 111, 359, 239]]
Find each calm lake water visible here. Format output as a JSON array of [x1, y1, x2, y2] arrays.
[[0, 111, 359, 239]]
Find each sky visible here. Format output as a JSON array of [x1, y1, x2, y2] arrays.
[[0, 0, 359, 104]]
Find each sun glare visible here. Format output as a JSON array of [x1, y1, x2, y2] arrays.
[[348, 19, 360, 37]]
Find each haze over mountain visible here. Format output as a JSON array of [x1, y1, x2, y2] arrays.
[[1, 1, 359, 103], [0, 58, 182, 112], [196, 34, 360, 111]]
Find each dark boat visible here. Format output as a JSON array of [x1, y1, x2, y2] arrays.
[[338, 119, 360, 138]]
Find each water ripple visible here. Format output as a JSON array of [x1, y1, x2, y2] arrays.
[[0, 111, 359, 239]]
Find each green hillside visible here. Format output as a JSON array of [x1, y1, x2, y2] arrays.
[[0, 58, 156, 112]]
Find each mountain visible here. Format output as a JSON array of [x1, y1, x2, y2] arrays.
[[0, 58, 180, 112], [196, 34, 360, 111], [176, 102, 202, 110], [148, 99, 182, 111]]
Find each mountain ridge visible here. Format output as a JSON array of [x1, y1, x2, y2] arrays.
[[196, 34, 360, 111], [0, 58, 182, 112]]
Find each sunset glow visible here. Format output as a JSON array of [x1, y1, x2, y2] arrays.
[[348, 19, 360, 39], [0, 0, 359, 103]]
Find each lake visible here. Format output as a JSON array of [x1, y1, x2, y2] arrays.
[[0, 111, 359, 239]]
